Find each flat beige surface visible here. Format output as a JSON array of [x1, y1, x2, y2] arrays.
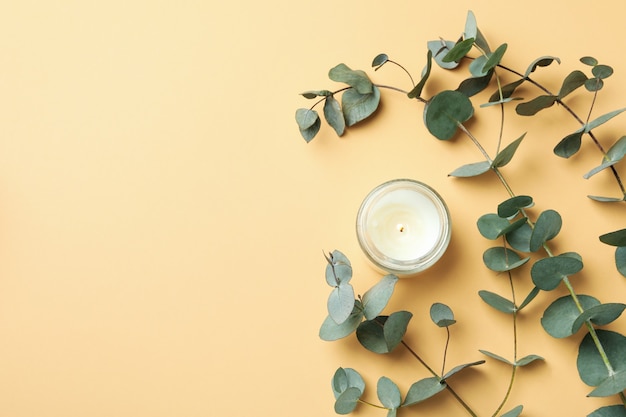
[[0, 1, 624, 416]]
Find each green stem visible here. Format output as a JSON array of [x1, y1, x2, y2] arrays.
[[401, 341, 479, 417], [358, 399, 388, 410]]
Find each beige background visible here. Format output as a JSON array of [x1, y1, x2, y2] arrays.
[[0, 1, 624, 416]]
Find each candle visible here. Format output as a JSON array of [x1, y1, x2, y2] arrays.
[[356, 179, 452, 276]]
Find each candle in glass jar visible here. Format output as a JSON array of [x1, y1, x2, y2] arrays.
[[356, 179, 451, 276]]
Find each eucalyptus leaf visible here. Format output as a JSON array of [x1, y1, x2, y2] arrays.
[[456, 70, 493, 97], [324, 96, 345, 136], [599, 228, 626, 246], [518, 286, 540, 311], [430, 302, 456, 327], [554, 131, 584, 158], [515, 354, 544, 367], [585, 78, 604, 92], [328, 63, 373, 94], [383, 311, 413, 351], [515, 95, 557, 116], [449, 161, 491, 177], [558, 70, 587, 99], [588, 405, 626, 417], [442, 360, 485, 381], [584, 107, 626, 133], [327, 284, 356, 324], [424, 90, 474, 140], [529, 209, 562, 252], [580, 56, 598, 66], [480, 97, 521, 108], [525, 56, 561, 77], [506, 222, 533, 252], [616, 247, 626, 278], [583, 159, 620, 179], [332, 367, 365, 399], [500, 405, 523, 417], [324, 250, 353, 286], [571, 303, 626, 334], [482, 43, 507, 73], [479, 349, 513, 365], [477, 213, 512, 240], [593, 64, 614, 79], [541, 294, 600, 338], [334, 387, 362, 414], [588, 195, 625, 202], [403, 377, 446, 406], [372, 53, 389, 68], [492, 133, 526, 168], [478, 290, 516, 314], [464, 10, 490, 53], [531, 255, 583, 291], [320, 303, 364, 341], [442, 38, 475, 63], [341, 86, 381, 127], [428, 39, 459, 69], [377, 377, 402, 410], [498, 195, 533, 218], [362, 274, 399, 320], [295, 108, 321, 142], [469, 55, 489, 77], [483, 247, 530, 272], [577, 330, 626, 388], [489, 79, 524, 102], [301, 90, 332, 99], [588, 370, 626, 397], [408, 50, 433, 99]]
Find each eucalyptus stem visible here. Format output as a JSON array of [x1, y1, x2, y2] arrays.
[[401, 340, 479, 417], [358, 399, 388, 409], [490, 269, 519, 417]]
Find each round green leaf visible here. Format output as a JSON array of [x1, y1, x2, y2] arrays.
[[320, 304, 364, 341], [477, 213, 511, 240], [585, 78, 605, 92], [430, 302, 456, 327], [571, 303, 626, 334], [541, 295, 600, 338], [506, 222, 532, 252], [377, 376, 401, 410], [341, 86, 380, 127], [531, 255, 583, 291], [483, 247, 530, 272], [372, 53, 389, 68], [577, 330, 626, 387], [498, 195, 533, 218], [383, 311, 413, 351], [529, 209, 562, 252], [593, 64, 614, 79], [327, 284, 355, 324], [580, 56, 598, 66], [362, 274, 399, 320], [332, 367, 365, 399], [403, 377, 446, 406], [334, 387, 362, 414], [295, 108, 321, 142], [424, 90, 474, 140], [554, 131, 583, 158], [328, 63, 373, 94]]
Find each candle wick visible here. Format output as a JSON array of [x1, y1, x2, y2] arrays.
[[397, 224, 405, 233]]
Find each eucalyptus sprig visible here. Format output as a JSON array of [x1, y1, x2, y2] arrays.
[[298, 11, 626, 417]]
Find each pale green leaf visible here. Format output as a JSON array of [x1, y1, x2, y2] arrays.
[[430, 302, 456, 327], [588, 405, 626, 417], [295, 108, 321, 142], [501, 405, 523, 417], [531, 255, 583, 291], [525, 56, 560, 77], [529, 209, 562, 252], [442, 360, 485, 381], [377, 377, 401, 409], [334, 387, 362, 414], [584, 107, 626, 133], [328, 63, 373, 94], [541, 295, 600, 338], [577, 330, 626, 388], [448, 161, 491, 177], [362, 274, 399, 320], [571, 303, 626, 334], [498, 195, 533, 218], [327, 284, 355, 324], [515, 354, 544, 367], [482, 43, 507, 73], [428, 39, 459, 69], [479, 290, 516, 314], [479, 349, 512, 365], [403, 377, 446, 406], [483, 247, 530, 272], [616, 247, 626, 278], [341, 86, 380, 126], [323, 96, 345, 136]]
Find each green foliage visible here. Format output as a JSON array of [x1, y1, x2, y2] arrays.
[[424, 90, 474, 140], [430, 302, 456, 327], [577, 330, 626, 396], [301, 10, 626, 416]]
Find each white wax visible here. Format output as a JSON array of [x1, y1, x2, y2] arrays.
[[366, 189, 441, 261]]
